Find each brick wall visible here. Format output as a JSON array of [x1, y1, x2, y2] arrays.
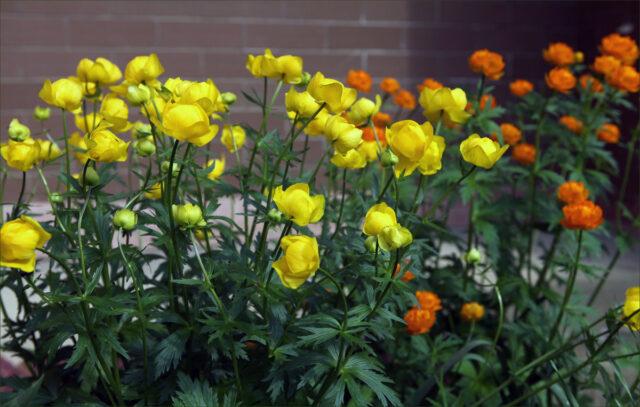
[[1, 0, 638, 199]]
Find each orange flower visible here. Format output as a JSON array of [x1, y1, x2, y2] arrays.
[[607, 66, 640, 93], [499, 123, 522, 146], [543, 42, 575, 66], [510, 79, 534, 97], [362, 126, 386, 146], [592, 55, 622, 76], [545, 67, 576, 93], [416, 291, 442, 314], [393, 89, 416, 110], [346, 69, 372, 93], [597, 123, 620, 144], [557, 181, 589, 204], [559, 115, 583, 134], [380, 77, 400, 94], [401, 270, 415, 283], [479, 94, 496, 110], [600, 33, 639, 65], [561, 200, 604, 230], [417, 77, 443, 92], [372, 112, 391, 127], [511, 143, 536, 165], [404, 307, 435, 335], [460, 302, 485, 322], [468, 49, 505, 80], [579, 74, 603, 93]]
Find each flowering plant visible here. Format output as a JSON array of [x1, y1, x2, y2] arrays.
[[1, 34, 639, 406]]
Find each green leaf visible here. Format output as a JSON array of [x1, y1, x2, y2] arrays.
[[154, 329, 189, 378]]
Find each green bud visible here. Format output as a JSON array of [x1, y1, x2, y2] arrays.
[[364, 235, 378, 253], [465, 248, 482, 264], [267, 208, 283, 223], [8, 118, 31, 141], [33, 106, 51, 121], [131, 122, 152, 139], [298, 71, 312, 87], [172, 203, 204, 228], [126, 84, 151, 106], [380, 149, 399, 167], [113, 209, 138, 231], [221, 92, 237, 105], [134, 139, 156, 157], [81, 167, 100, 186], [49, 192, 63, 204], [161, 161, 180, 176]]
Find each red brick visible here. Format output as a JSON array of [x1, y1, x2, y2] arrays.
[[108, 52, 203, 78], [157, 22, 243, 48], [328, 26, 404, 49], [245, 24, 327, 49], [68, 20, 155, 47], [0, 83, 45, 110], [363, 0, 436, 22], [440, 1, 514, 24], [1, 50, 89, 78], [406, 26, 472, 51], [1, 16, 68, 46], [302, 54, 362, 78], [1, 0, 109, 15], [283, 0, 362, 20], [203, 52, 248, 77]]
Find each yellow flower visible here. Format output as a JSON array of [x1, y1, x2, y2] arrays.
[[459, 134, 508, 169], [35, 139, 63, 162], [85, 127, 129, 163], [131, 121, 152, 139], [362, 202, 398, 236], [330, 148, 367, 169], [161, 103, 219, 147], [220, 125, 246, 152], [178, 79, 221, 115], [246, 49, 304, 84], [206, 157, 225, 181], [460, 302, 485, 322], [323, 115, 363, 154], [142, 95, 166, 120], [76, 57, 122, 85], [164, 77, 193, 98], [301, 109, 331, 136], [124, 53, 164, 85], [0, 215, 52, 272], [386, 120, 433, 177], [307, 72, 357, 114], [75, 112, 104, 133], [418, 135, 446, 175], [378, 224, 412, 251], [623, 286, 640, 330], [69, 131, 89, 164], [419, 87, 470, 126], [273, 183, 325, 226], [38, 78, 83, 111], [0, 139, 41, 171], [144, 182, 162, 200], [99, 94, 131, 132], [358, 140, 379, 162], [285, 87, 321, 118], [347, 95, 382, 126], [272, 235, 320, 289]]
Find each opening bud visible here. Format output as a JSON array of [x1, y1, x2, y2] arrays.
[[8, 119, 31, 141], [364, 235, 378, 253], [298, 71, 312, 87], [81, 167, 100, 186], [221, 92, 237, 106], [380, 149, 399, 167], [465, 248, 482, 264], [172, 203, 204, 228], [33, 106, 51, 121], [49, 192, 63, 204], [161, 161, 180, 176], [267, 208, 283, 223], [113, 208, 138, 231], [134, 139, 156, 157], [127, 84, 151, 106]]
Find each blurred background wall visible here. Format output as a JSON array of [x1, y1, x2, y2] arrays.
[[1, 0, 638, 198]]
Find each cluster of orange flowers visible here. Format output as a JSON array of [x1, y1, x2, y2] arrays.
[[403, 291, 442, 335], [557, 181, 604, 230], [468, 49, 506, 80]]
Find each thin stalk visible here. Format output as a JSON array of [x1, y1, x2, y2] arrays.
[[299, 134, 310, 176], [61, 109, 71, 206], [376, 172, 394, 202], [410, 174, 425, 213], [10, 171, 26, 219], [423, 166, 476, 220], [330, 169, 348, 240]]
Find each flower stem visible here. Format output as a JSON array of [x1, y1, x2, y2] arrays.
[[10, 171, 26, 219]]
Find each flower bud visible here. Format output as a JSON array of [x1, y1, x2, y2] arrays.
[[49, 192, 63, 204], [380, 149, 399, 167], [113, 209, 137, 231], [220, 92, 237, 106], [574, 51, 584, 64], [81, 166, 100, 186], [33, 106, 51, 121], [298, 71, 312, 87], [134, 139, 156, 157], [364, 235, 378, 253], [172, 203, 204, 228], [126, 84, 151, 106], [267, 208, 283, 223], [8, 119, 31, 141], [465, 248, 482, 264], [161, 161, 180, 176]]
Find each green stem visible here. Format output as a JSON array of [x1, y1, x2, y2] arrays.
[[330, 169, 348, 240], [410, 174, 425, 213], [423, 166, 476, 220], [61, 109, 71, 206], [10, 171, 26, 219], [376, 172, 394, 202]]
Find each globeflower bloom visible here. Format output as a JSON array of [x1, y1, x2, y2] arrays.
[[331, 148, 367, 169], [393, 89, 416, 110], [509, 80, 534, 97], [419, 87, 470, 126], [99, 94, 131, 133], [77, 57, 122, 85], [85, 127, 129, 163], [285, 88, 321, 118], [144, 182, 162, 200], [579, 74, 603, 93], [418, 135, 445, 175], [1, 138, 41, 171], [178, 79, 222, 115], [362, 202, 412, 251], [386, 120, 433, 177], [346, 69, 372, 92], [417, 78, 443, 92], [468, 49, 505, 80], [607, 66, 640, 93], [511, 143, 536, 165], [623, 286, 640, 330], [416, 291, 442, 314], [460, 302, 485, 322], [347, 96, 381, 126], [206, 157, 225, 181], [124, 53, 164, 85], [220, 125, 246, 152], [272, 235, 320, 289], [459, 134, 508, 170], [8, 118, 30, 141], [560, 200, 604, 230], [307, 72, 357, 114], [597, 123, 620, 144], [380, 77, 400, 94], [557, 181, 589, 204], [273, 183, 325, 227], [559, 115, 583, 134], [246, 49, 303, 84], [0, 215, 52, 272], [404, 307, 435, 335], [600, 33, 639, 65], [324, 115, 363, 154], [38, 78, 83, 111], [161, 102, 219, 147], [69, 132, 89, 164], [498, 123, 522, 146], [36, 139, 63, 162], [545, 67, 576, 93], [543, 42, 575, 66], [592, 55, 621, 76]]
